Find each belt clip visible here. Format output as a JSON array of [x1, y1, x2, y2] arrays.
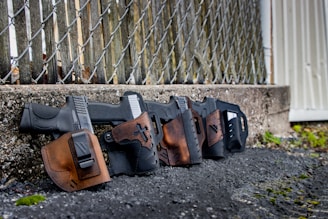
[[72, 131, 95, 169]]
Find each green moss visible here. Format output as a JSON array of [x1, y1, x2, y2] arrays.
[[269, 197, 276, 205], [254, 194, 265, 199], [15, 194, 46, 206], [310, 153, 320, 158], [307, 200, 320, 206], [279, 191, 288, 197], [307, 132, 318, 147], [298, 174, 309, 180], [294, 199, 303, 206], [266, 188, 274, 194], [303, 128, 326, 148], [291, 124, 327, 151], [283, 187, 292, 193], [317, 134, 327, 148], [293, 124, 303, 133], [263, 131, 281, 145]]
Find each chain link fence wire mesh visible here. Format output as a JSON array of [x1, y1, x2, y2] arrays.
[[0, 0, 266, 85]]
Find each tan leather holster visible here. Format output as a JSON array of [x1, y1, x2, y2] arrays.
[[159, 114, 190, 166], [41, 129, 110, 192]]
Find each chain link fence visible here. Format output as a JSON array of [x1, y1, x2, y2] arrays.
[[0, 0, 266, 85]]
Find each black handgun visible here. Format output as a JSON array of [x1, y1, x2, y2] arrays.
[[19, 96, 97, 168], [144, 96, 204, 166], [20, 96, 94, 138], [87, 91, 162, 176], [20, 96, 110, 191]]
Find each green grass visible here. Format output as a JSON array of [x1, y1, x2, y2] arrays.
[[263, 131, 281, 145], [292, 124, 328, 150], [259, 124, 328, 152], [298, 173, 309, 180]]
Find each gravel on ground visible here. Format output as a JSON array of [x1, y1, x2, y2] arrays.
[[1, 147, 327, 219]]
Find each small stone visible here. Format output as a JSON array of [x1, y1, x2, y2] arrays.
[[206, 207, 213, 212], [7, 100, 12, 108]]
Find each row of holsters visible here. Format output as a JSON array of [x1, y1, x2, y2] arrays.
[[143, 94, 248, 166], [19, 91, 248, 192]]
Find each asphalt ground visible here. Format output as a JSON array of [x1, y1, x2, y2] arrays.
[[1, 147, 328, 219]]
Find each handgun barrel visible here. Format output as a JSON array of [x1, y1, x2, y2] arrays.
[[88, 101, 134, 125]]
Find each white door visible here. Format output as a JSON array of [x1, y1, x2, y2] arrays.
[[271, 0, 328, 121]]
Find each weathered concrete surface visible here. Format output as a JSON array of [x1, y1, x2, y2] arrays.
[[0, 84, 290, 182]]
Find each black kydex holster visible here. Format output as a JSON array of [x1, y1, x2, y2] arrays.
[[100, 112, 159, 176], [202, 109, 225, 159], [217, 100, 248, 153]]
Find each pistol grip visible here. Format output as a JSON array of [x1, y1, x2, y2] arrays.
[[19, 103, 61, 134]]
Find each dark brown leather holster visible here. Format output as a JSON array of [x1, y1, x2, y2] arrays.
[[201, 109, 226, 159], [158, 109, 204, 166], [41, 129, 110, 192], [206, 109, 224, 147]]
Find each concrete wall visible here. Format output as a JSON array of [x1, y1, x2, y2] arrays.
[[0, 85, 290, 182]]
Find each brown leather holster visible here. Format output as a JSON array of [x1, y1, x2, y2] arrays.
[[201, 109, 226, 159], [206, 109, 223, 147], [41, 129, 110, 192], [111, 112, 153, 149], [158, 109, 204, 166]]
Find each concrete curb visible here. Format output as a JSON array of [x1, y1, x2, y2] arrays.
[[0, 84, 290, 181]]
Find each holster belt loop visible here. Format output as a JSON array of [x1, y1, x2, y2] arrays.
[[72, 131, 94, 168]]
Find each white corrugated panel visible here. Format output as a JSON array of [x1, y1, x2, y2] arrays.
[[272, 0, 328, 121]]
